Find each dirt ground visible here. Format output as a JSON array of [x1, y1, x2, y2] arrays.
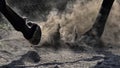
[[0, 30, 120, 68]]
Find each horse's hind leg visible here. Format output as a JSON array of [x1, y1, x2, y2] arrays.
[[81, 0, 115, 46], [84, 0, 115, 39]]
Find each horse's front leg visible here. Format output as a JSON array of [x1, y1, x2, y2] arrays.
[[0, 0, 41, 45]]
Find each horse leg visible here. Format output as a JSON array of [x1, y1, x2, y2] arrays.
[[0, 0, 41, 45]]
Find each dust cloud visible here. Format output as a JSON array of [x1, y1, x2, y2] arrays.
[[1, 0, 120, 46], [37, 0, 95, 46], [38, 0, 120, 46]]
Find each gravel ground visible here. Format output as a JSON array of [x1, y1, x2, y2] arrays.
[[0, 31, 120, 68]]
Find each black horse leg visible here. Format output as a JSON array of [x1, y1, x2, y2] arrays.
[[0, 0, 41, 45], [81, 0, 115, 47], [84, 0, 115, 38]]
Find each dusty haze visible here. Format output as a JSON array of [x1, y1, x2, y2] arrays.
[[0, 0, 120, 68]]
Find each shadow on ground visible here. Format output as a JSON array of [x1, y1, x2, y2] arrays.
[[92, 47, 120, 68], [0, 51, 40, 68], [1, 43, 120, 68]]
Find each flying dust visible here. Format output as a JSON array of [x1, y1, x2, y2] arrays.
[[1, 0, 120, 47]]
